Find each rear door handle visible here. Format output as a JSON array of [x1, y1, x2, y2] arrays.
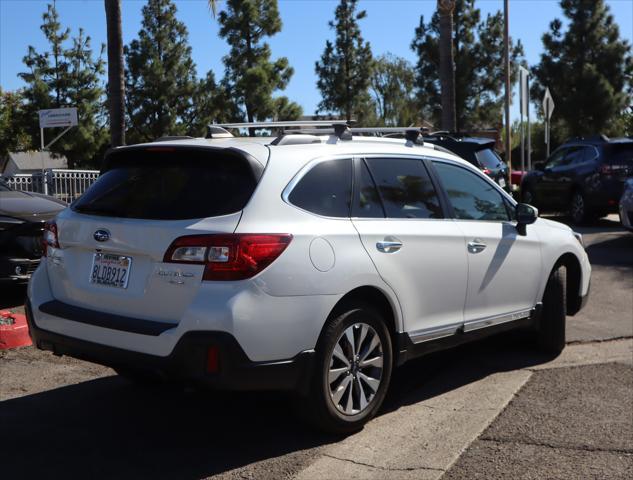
[[467, 239, 487, 254], [376, 240, 403, 253]]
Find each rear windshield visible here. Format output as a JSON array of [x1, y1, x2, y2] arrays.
[[72, 148, 260, 220], [475, 148, 504, 169], [605, 144, 633, 165]]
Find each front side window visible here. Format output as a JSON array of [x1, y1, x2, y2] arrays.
[[288, 158, 352, 217], [433, 162, 509, 221], [353, 160, 385, 218], [546, 148, 569, 168], [365, 158, 442, 219]]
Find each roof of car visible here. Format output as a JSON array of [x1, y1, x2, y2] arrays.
[[113, 133, 466, 169], [564, 135, 633, 146]]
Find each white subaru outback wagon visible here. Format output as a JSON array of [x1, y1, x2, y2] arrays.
[[27, 123, 591, 433]]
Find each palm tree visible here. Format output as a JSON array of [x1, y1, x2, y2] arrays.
[[104, 0, 125, 146], [437, 0, 456, 132]]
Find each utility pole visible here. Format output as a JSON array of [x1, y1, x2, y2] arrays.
[[503, 0, 512, 189]]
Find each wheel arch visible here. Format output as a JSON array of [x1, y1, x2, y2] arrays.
[[329, 285, 401, 334], [553, 252, 583, 316]]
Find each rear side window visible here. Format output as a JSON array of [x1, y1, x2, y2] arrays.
[[475, 148, 504, 169], [72, 148, 260, 220], [433, 162, 509, 221], [365, 158, 442, 219], [288, 159, 352, 217], [606, 144, 633, 166]]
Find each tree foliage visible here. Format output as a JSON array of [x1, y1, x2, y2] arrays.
[[532, 0, 632, 138], [18, 3, 106, 168], [0, 89, 31, 160], [369, 54, 417, 126], [124, 0, 203, 142], [218, 0, 299, 123], [315, 0, 373, 122], [411, 0, 524, 130]]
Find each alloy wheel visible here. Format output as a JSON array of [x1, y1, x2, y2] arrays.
[[327, 322, 384, 416]]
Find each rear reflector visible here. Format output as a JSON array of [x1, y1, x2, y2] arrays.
[[164, 234, 292, 280]]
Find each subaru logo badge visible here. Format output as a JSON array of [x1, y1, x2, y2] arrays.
[[94, 229, 110, 242]]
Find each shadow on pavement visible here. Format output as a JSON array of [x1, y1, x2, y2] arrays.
[[0, 332, 556, 480]]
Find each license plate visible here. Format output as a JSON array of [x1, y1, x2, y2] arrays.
[[90, 252, 132, 289], [498, 177, 506, 188]]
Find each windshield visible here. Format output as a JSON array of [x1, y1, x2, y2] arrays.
[[475, 148, 504, 169]]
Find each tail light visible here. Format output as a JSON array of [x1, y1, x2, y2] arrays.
[[600, 164, 613, 175], [482, 168, 491, 175], [163, 234, 292, 281], [42, 220, 59, 256]]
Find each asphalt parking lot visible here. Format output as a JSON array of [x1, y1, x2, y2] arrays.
[[1, 215, 631, 479]]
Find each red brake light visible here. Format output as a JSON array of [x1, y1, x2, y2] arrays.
[[42, 220, 59, 256], [482, 168, 491, 175], [164, 234, 292, 281], [600, 164, 612, 175]]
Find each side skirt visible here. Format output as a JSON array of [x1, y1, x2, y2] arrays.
[[395, 304, 542, 366]]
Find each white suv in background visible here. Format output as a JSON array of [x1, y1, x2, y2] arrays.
[[27, 122, 591, 433]]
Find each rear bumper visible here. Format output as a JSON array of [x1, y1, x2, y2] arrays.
[[25, 299, 315, 392]]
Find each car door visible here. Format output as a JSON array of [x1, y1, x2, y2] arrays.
[[351, 156, 468, 340], [537, 147, 570, 208], [431, 161, 542, 329], [549, 146, 584, 206]]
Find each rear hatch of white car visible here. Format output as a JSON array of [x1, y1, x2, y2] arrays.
[[46, 145, 265, 323]]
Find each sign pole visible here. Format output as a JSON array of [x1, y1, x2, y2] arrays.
[[545, 102, 550, 158], [527, 76, 531, 171]]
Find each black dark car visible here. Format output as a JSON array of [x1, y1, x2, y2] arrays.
[[0, 179, 66, 282], [521, 135, 633, 224], [422, 133, 509, 190]]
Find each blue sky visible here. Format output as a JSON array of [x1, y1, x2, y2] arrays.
[[1, 0, 632, 121]]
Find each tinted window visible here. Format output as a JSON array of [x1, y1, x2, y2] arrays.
[[581, 146, 599, 163], [475, 148, 504, 169], [353, 160, 385, 218], [546, 148, 569, 168], [564, 146, 585, 165], [73, 149, 258, 220], [606, 144, 633, 166], [288, 159, 352, 217], [365, 158, 442, 219], [433, 162, 509, 221]]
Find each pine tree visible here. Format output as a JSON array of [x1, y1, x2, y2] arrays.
[[0, 89, 31, 159], [125, 0, 200, 142], [532, 0, 632, 138], [315, 0, 373, 122], [370, 54, 417, 126], [411, 0, 524, 130], [19, 3, 106, 168], [218, 0, 299, 128]]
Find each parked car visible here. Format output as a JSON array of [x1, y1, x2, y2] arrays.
[[521, 135, 633, 224], [26, 123, 590, 433], [422, 132, 510, 191], [0, 178, 66, 282], [619, 178, 633, 232]]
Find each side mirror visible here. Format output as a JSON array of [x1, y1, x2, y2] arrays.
[[516, 203, 538, 235]]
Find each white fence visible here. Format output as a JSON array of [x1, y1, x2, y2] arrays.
[[1, 169, 100, 203]]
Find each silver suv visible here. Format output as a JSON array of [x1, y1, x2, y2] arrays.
[[27, 122, 591, 433]]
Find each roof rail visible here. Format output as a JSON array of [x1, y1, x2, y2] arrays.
[[215, 120, 350, 130], [154, 135, 195, 142]]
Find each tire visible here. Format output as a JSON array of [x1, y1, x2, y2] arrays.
[[302, 304, 393, 435], [569, 191, 593, 225], [537, 265, 566, 354]]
